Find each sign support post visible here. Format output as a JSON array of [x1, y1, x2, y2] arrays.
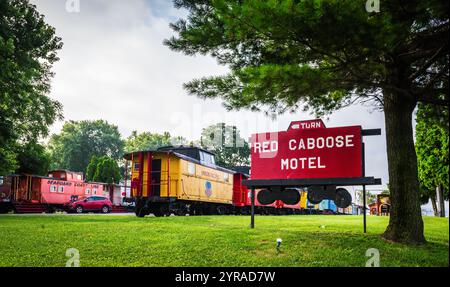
[[362, 142, 367, 233], [363, 185, 367, 233], [251, 187, 255, 229]]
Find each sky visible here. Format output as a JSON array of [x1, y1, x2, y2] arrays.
[[29, 0, 401, 195]]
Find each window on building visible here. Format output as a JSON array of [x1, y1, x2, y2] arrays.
[[77, 175, 82, 180], [134, 162, 140, 171], [223, 173, 229, 182]]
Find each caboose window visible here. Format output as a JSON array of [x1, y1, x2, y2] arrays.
[[93, 188, 97, 195], [58, 186, 64, 193], [187, 162, 195, 175], [50, 185, 57, 193], [0, 177, 3, 185], [200, 152, 216, 166], [85, 188, 91, 195], [134, 162, 140, 171]]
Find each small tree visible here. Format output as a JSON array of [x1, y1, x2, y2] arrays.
[[92, 156, 121, 185], [86, 156, 99, 182]]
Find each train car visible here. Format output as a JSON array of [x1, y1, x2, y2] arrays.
[[125, 146, 234, 217], [124, 146, 306, 217], [318, 199, 338, 214], [0, 170, 105, 213]]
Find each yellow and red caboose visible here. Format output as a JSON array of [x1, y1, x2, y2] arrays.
[[124, 146, 306, 217]]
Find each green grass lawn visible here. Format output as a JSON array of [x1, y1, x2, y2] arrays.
[[0, 214, 448, 267]]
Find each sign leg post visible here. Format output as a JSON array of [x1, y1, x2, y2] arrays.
[[251, 187, 255, 229], [363, 185, 367, 233]]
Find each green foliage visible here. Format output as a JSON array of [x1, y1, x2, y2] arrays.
[[86, 156, 99, 182], [416, 104, 449, 200], [14, 141, 50, 176], [166, 0, 448, 115], [48, 120, 124, 172], [0, 0, 63, 175], [124, 131, 186, 153], [200, 123, 250, 168], [90, 156, 121, 184]]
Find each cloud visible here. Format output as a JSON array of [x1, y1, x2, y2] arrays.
[[32, 0, 390, 189]]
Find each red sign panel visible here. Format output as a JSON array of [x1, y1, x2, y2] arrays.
[[250, 121, 362, 180]]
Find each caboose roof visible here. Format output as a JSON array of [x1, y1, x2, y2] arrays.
[[123, 146, 237, 174]]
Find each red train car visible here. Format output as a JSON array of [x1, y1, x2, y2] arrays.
[[233, 169, 304, 215], [0, 170, 105, 214]]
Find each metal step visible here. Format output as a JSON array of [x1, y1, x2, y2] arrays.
[[111, 206, 131, 213], [13, 203, 47, 214]]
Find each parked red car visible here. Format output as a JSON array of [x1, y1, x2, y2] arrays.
[[65, 196, 112, 214]]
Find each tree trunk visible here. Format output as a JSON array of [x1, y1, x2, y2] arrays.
[[430, 193, 439, 217], [382, 93, 426, 244], [437, 184, 445, 218]]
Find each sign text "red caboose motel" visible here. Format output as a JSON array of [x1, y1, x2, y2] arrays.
[[250, 120, 363, 180]]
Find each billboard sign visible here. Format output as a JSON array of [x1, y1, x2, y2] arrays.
[[250, 120, 363, 180]]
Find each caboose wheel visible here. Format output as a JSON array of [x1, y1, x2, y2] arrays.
[[217, 205, 227, 215], [334, 188, 352, 208], [135, 207, 147, 217], [307, 190, 323, 204]]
